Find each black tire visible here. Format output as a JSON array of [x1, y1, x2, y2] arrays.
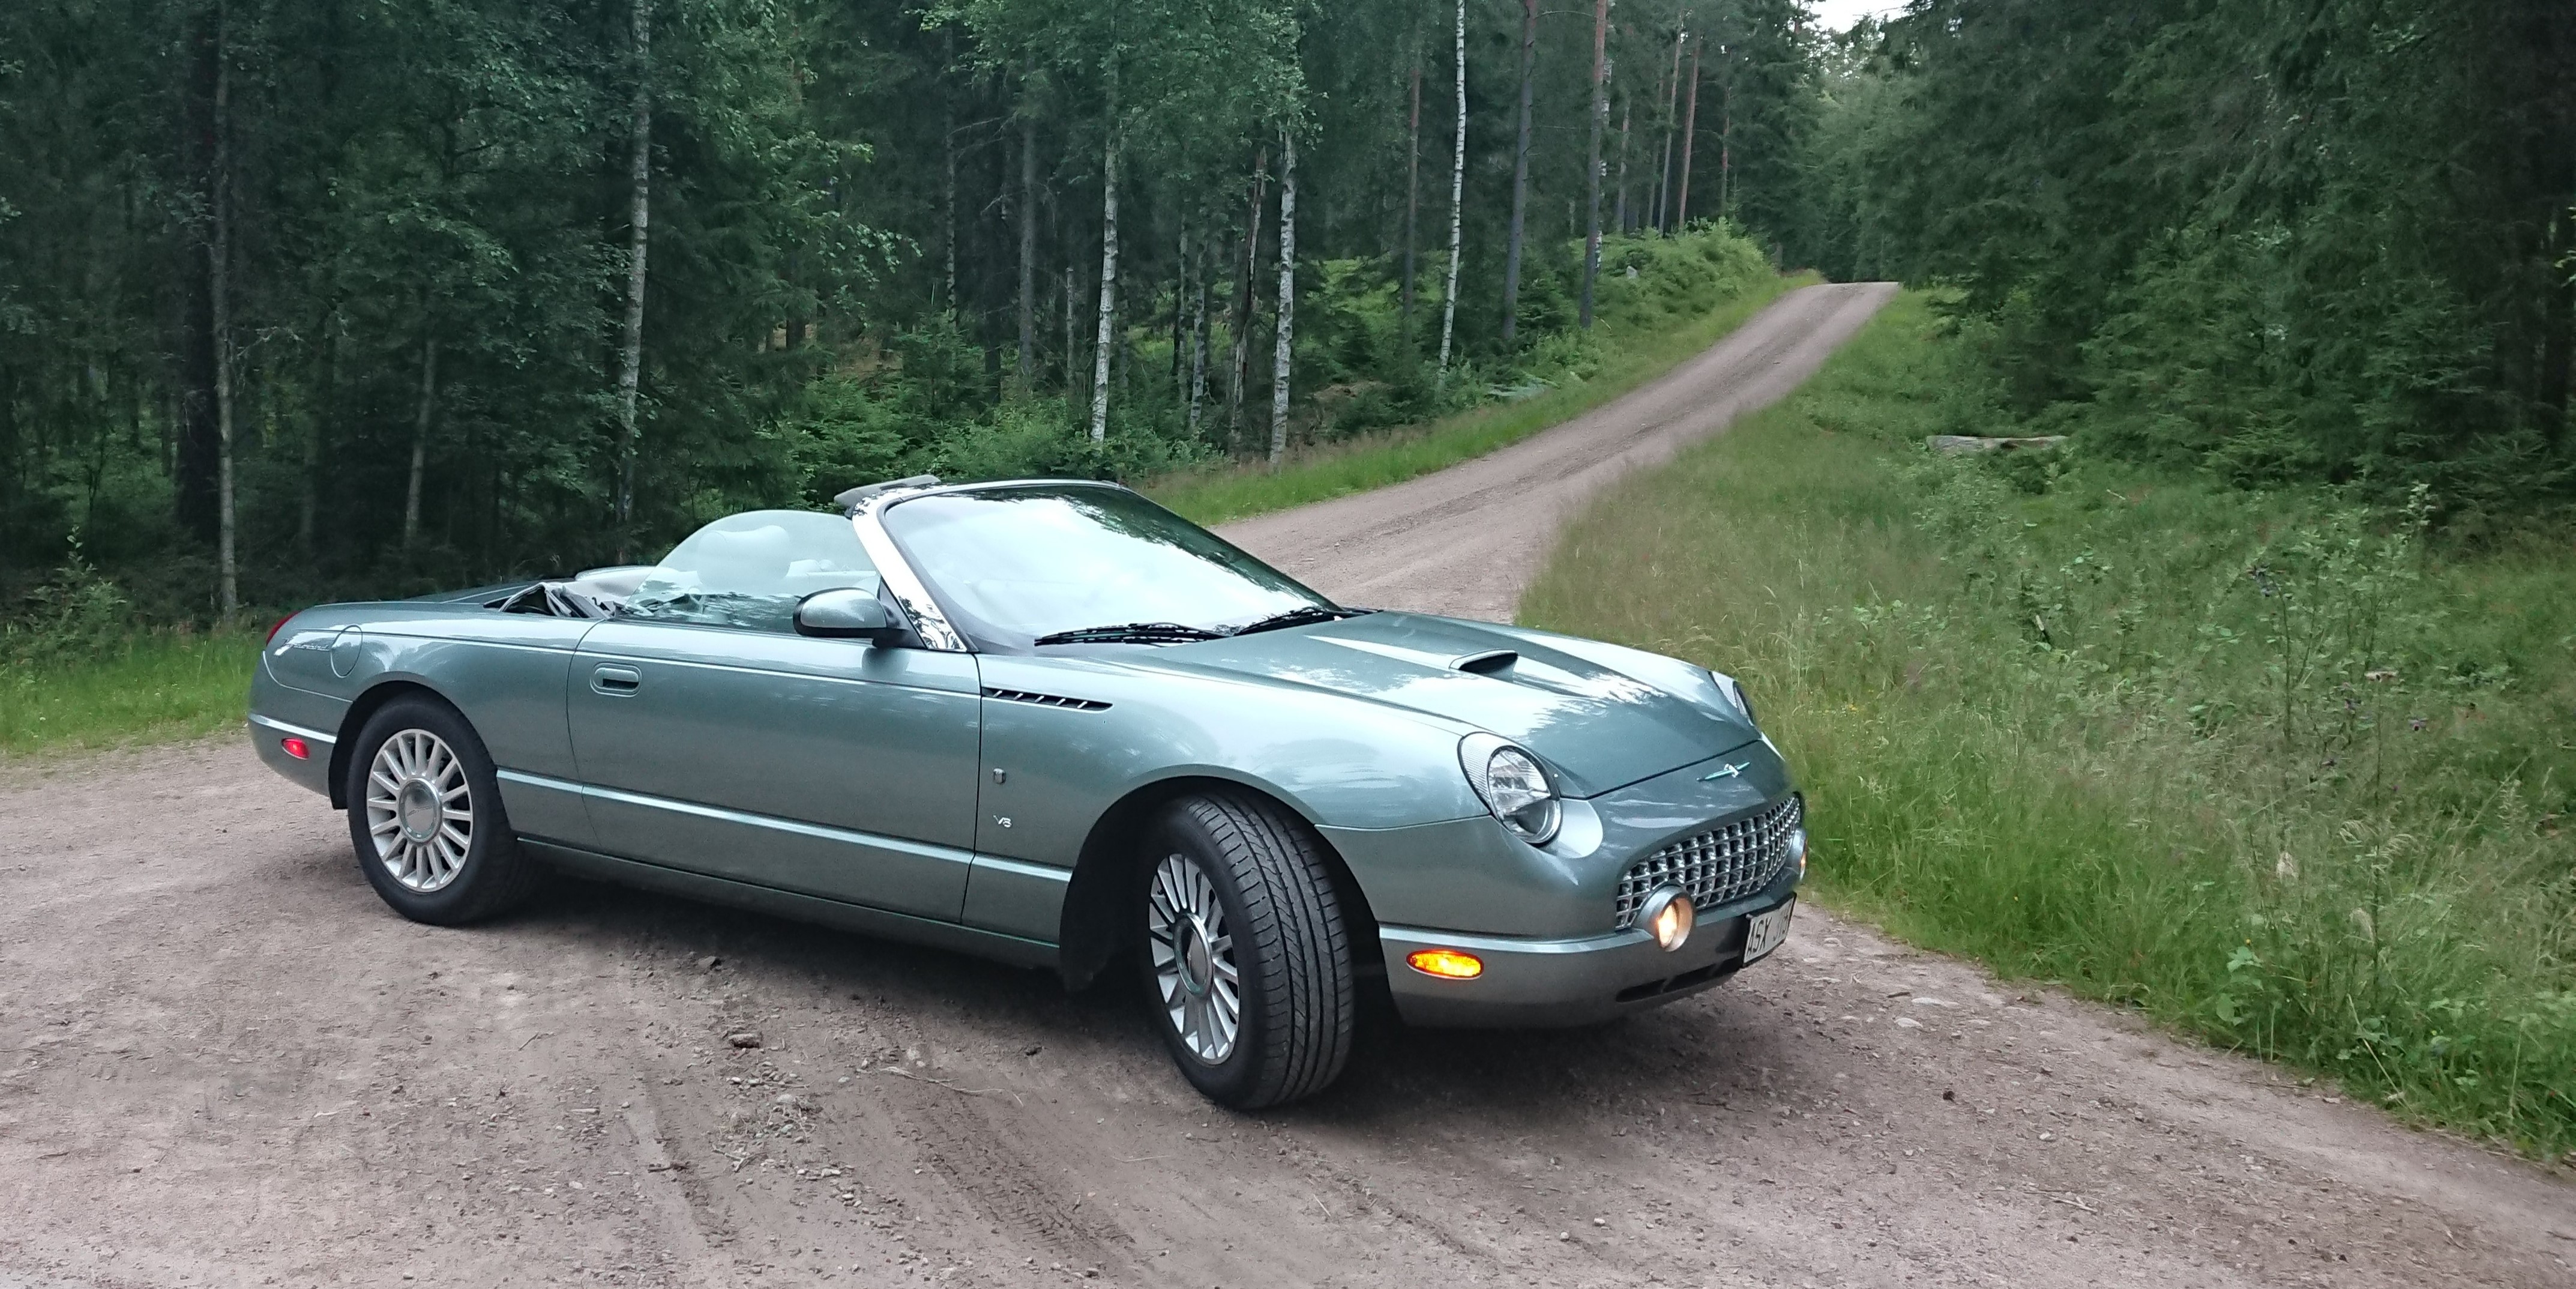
[[1137, 791, 1355, 1109], [343, 695, 540, 925]]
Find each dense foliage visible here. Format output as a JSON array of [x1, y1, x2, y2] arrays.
[[1795, 2, 2575, 525], [0, 0, 1815, 618]]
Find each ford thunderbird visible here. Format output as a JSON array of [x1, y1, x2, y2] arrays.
[[248, 477, 1805, 1106]]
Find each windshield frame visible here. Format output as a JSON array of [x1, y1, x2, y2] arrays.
[[873, 480, 1337, 654]]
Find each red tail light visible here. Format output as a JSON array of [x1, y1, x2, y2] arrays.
[[265, 614, 294, 645], [280, 737, 310, 760]]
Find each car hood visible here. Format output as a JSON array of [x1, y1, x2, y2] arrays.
[[1143, 611, 1760, 798]]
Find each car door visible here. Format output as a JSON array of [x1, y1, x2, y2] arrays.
[[563, 510, 983, 920]]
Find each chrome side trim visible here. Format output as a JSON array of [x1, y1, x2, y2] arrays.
[[848, 501, 968, 653], [248, 712, 338, 746], [515, 768, 982, 871], [968, 853, 1073, 885]]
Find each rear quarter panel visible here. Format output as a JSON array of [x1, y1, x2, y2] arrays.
[[253, 601, 591, 840]]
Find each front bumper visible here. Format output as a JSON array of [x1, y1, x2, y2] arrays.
[[1379, 859, 1800, 1027]]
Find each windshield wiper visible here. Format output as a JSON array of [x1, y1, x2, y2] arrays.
[[1228, 605, 1367, 637], [1032, 621, 1227, 646]]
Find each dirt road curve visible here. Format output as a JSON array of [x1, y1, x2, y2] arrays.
[[5, 283, 2568, 1289]]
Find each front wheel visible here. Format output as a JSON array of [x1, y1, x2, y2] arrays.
[[1139, 792, 1355, 1109], [344, 695, 540, 925]]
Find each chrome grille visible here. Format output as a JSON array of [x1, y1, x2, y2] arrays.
[[1615, 794, 1802, 929]]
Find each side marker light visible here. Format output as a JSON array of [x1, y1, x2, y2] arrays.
[[280, 737, 310, 760], [1406, 949, 1484, 980]]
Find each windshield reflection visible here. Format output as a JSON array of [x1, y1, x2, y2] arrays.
[[879, 485, 1334, 651]]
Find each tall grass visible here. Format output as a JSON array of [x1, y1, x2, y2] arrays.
[[0, 626, 261, 756], [1152, 255, 1811, 525], [1523, 292, 2576, 1160]]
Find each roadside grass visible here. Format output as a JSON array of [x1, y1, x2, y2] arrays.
[[1152, 270, 1816, 526], [1522, 291, 2576, 1161], [0, 627, 260, 756]]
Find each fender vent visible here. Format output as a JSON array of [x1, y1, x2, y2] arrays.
[[983, 687, 1111, 712]]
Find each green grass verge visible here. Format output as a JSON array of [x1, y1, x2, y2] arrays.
[[1151, 271, 1816, 526], [0, 627, 260, 757], [1522, 291, 2576, 1161]]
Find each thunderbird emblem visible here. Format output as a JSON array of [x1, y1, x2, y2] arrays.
[[1702, 761, 1747, 781]]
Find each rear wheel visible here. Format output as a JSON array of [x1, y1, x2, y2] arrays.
[[344, 695, 539, 925], [1139, 792, 1355, 1108]]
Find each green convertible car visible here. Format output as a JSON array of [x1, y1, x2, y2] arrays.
[[249, 477, 1805, 1107]]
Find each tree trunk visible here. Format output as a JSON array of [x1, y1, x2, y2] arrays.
[[209, 0, 238, 614], [1717, 68, 1732, 223], [1062, 263, 1077, 399], [1615, 96, 1632, 232], [1437, 0, 1466, 387], [1675, 36, 1701, 229], [1016, 108, 1037, 389], [1268, 130, 1298, 465], [174, 9, 220, 544], [1188, 268, 1210, 437], [1401, 59, 1422, 328], [942, 103, 958, 312], [1655, 16, 1685, 232], [403, 335, 439, 549], [1500, 0, 1538, 345], [1227, 149, 1269, 443], [1088, 134, 1119, 442], [302, 310, 331, 554], [1580, 0, 1610, 329], [613, 0, 653, 549], [1170, 217, 1188, 396]]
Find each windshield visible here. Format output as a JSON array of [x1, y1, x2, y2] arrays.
[[621, 509, 879, 634], [879, 484, 1331, 649]]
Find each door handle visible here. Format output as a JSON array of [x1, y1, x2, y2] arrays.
[[591, 664, 643, 696]]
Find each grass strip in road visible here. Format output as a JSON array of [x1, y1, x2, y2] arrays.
[[1522, 291, 2576, 1161], [0, 627, 260, 758], [1152, 271, 1817, 527]]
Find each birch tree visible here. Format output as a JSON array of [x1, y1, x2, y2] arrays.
[[1088, 103, 1118, 441], [1580, 0, 1612, 329], [1499, 0, 1537, 344], [208, 0, 238, 613], [1266, 128, 1296, 464], [612, 0, 653, 538], [1436, 0, 1466, 386]]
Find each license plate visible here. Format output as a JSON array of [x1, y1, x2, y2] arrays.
[[1742, 898, 1795, 964]]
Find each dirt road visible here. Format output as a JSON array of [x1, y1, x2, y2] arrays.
[[4, 283, 2567, 1288]]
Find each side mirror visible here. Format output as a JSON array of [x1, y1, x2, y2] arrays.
[[794, 588, 901, 644]]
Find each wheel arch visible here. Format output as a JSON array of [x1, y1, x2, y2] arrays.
[[327, 679, 454, 809], [1055, 774, 1384, 994]]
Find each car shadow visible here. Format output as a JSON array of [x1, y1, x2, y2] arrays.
[[494, 872, 1832, 1135]]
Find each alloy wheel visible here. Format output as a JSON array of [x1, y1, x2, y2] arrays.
[[1146, 851, 1241, 1064], [364, 728, 473, 893]]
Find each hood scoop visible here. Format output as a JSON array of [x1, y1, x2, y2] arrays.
[[1451, 649, 1518, 675]]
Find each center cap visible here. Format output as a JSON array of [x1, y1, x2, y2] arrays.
[[1178, 922, 1213, 996], [398, 779, 441, 842]]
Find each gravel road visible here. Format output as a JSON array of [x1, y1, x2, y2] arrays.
[[4, 283, 2568, 1288]]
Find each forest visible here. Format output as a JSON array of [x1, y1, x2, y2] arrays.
[[0, 1, 2568, 626], [0, 0, 1812, 618]]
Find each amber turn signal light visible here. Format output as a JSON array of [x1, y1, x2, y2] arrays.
[[1406, 948, 1484, 980]]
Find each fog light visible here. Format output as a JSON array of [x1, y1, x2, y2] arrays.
[[1639, 886, 1694, 952], [280, 737, 310, 761], [1406, 949, 1484, 980]]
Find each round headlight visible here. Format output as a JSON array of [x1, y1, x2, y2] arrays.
[[1458, 734, 1562, 845], [1639, 885, 1695, 952], [1712, 670, 1757, 726]]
